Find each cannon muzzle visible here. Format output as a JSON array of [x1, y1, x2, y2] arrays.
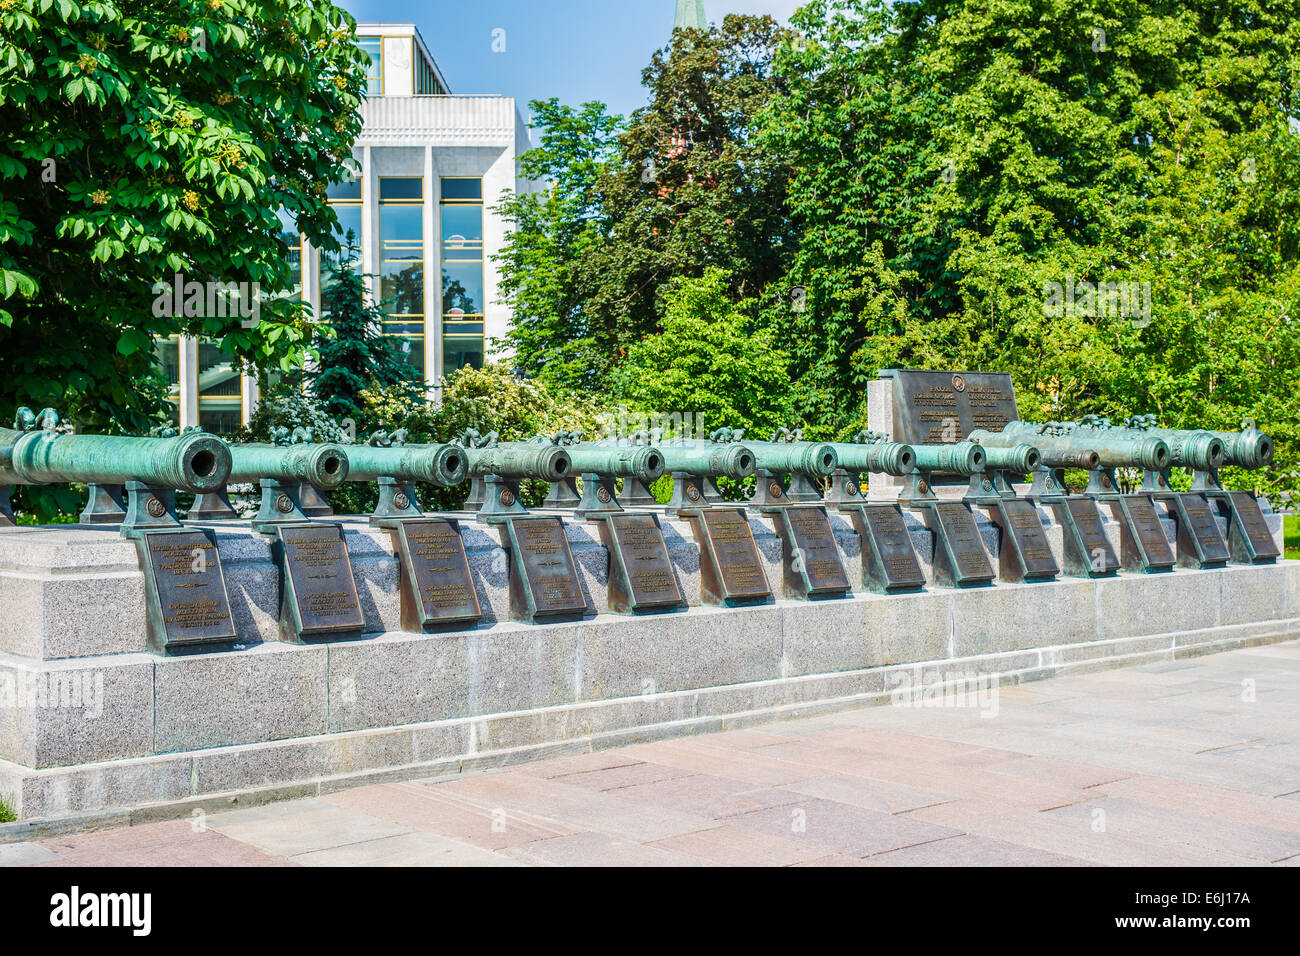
[[912, 441, 985, 477], [657, 444, 756, 480], [1211, 427, 1273, 470], [465, 444, 572, 483], [988, 424, 1171, 472], [228, 443, 350, 490], [741, 441, 839, 478], [565, 446, 666, 483], [344, 444, 469, 487], [980, 443, 1040, 475], [831, 442, 917, 477], [0, 425, 232, 494]]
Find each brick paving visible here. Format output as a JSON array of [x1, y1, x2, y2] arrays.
[[4, 639, 1300, 867]]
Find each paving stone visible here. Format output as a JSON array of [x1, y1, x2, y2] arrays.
[[611, 773, 806, 820], [1044, 796, 1300, 862], [728, 796, 962, 857], [292, 831, 522, 867], [647, 824, 828, 866], [0, 842, 60, 866], [204, 799, 410, 858], [321, 782, 579, 849], [779, 775, 954, 815], [868, 833, 1091, 866], [501, 831, 706, 867]]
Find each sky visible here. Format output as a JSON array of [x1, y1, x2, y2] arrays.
[[338, 1, 803, 123]]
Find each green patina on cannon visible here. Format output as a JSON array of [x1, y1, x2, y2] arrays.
[[977, 443, 1042, 498], [334, 430, 470, 526], [531, 432, 668, 518], [186, 430, 351, 531], [1104, 415, 1278, 564], [452, 430, 574, 519], [973, 423, 1171, 497], [655, 432, 757, 515], [823, 433, 917, 506], [1, 408, 232, 535], [894, 440, 987, 502], [735, 429, 839, 508], [995, 416, 1241, 569]]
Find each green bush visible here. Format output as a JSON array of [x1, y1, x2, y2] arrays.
[[1286, 515, 1298, 561], [0, 792, 16, 824]]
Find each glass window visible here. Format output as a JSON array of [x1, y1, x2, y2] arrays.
[[198, 342, 243, 436], [379, 178, 425, 381], [276, 208, 302, 298], [380, 178, 423, 202], [358, 37, 382, 95], [154, 337, 182, 426], [439, 177, 485, 370], [440, 178, 482, 201]]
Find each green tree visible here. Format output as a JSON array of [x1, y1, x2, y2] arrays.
[[0, 0, 366, 432], [763, 0, 1300, 493], [575, 15, 796, 383], [610, 268, 794, 439], [309, 237, 411, 422], [493, 98, 622, 390]]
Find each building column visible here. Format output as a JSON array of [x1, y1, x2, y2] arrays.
[[423, 145, 438, 400], [361, 144, 376, 303], [177, 336, 200, 429], [241, 373, 259, 427]]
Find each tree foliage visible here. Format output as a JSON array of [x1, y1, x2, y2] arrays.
[[492, 98, 623, 390], [611, 268, 794, 439], [307, 239, 411, 423], [0, 0, 366, 432]]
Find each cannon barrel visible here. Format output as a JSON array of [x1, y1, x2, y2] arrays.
[[0, 425, 231, 494], [734, 440, 839, 478], [911, 441, 986, 477], [343, 444, 468, 487], [979, 443, 1041, 475], [565, 446, 666, 483], [829, 442, 917, 477], [1040, 447, 1101, 471], [657, 443, 756, 480], [464, 444, 572, 483], [981, 425, 1171, 472], [228, 443, 350, 490], [1207, 427, 1273, 470]]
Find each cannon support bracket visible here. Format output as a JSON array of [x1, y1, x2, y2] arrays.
[[80, 483, 127, 525], [119, 482, 183, 539], [251, 479, 310, 535], [371, 476, 422, 528], [187, 487, 238, 522], [574, 473, 623, 519]]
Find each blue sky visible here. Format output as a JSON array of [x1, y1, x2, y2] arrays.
[[338, 1, 802, 123]]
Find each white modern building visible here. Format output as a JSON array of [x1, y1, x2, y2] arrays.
[[159, 23, 534, 433]]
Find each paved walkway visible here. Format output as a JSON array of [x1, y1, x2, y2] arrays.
[[5, 641, 1300, 867]]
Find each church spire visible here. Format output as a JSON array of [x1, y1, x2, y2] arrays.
[[674, 0, 707, 31]]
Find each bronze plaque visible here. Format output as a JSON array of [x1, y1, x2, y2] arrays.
[[140, 529, 236, 650], [930, 501, 996, 586], [1120, 495, 1176, 569], [600, 512, 683, 613], [1175, 493, 1230, 566], [504, 516, 588, 621], [1064, 497, 1120, 576], [853, 504, 925, 592], [692, 507, 771, 605], [774, 505, 850, 599], [991, 499, 1059, 581], [393, 519, 481, 631], [278, 523, 365, 639], [882, 369, 1019, 446], [1229, 492, 1281, 562]]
